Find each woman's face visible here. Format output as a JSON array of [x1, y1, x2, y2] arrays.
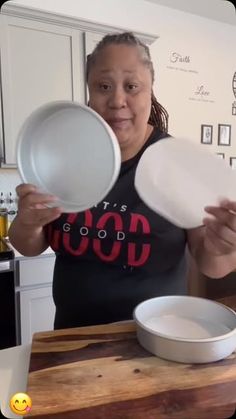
[[87, 45, 152, 157]]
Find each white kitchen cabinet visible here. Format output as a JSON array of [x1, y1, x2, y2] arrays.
[[0, 14, 85, 165], [0, 78, 4, 161], [84, 31, 103, 56], [84, 31, 103, 102], [20, 285, 55, 345], [0, 3, 157, 166], [15, 254, 56, 345], [0, 5, 157, 166], [18, 255, 55, 286]]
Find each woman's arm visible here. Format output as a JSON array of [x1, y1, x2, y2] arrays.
[[8, 184, 62, 256], [187, 199, 236, 278]]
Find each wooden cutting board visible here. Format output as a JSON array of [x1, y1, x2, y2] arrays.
[[27, 322, 236, 418]]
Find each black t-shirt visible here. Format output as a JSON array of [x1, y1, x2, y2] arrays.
[[46, 127, 187, 328]]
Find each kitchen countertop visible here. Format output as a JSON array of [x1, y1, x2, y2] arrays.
[[0, 237, 55, 260], [0, 344, 31, 418], [1, 322, 236, 418], [26, 322, 236, 418]]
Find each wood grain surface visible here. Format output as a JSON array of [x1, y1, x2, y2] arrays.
[[27, 322, 236, 418]]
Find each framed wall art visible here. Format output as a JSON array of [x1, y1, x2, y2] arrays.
[[232, 102, 236, 116], [230, 157, 236, 170], [201, 124, 213, 144], [218, 124, 231, 146], [216, 152, 225, 159]]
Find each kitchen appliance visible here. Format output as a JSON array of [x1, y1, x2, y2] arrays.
[[0, 240, 16, 349]]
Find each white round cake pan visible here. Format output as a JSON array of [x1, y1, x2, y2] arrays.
[[133, 295, 236, 363], [16, 100, 121, 213]]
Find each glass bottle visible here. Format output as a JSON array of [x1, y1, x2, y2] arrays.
[[0, 192, 8, 238], [7, 192, 17, 231]]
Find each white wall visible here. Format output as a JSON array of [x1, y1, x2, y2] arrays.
[[0, 169, 20, 200], [146, 0, 236, 26], [150, 22, 236, 161], [1, 0, 236, 193], [4, 0, 235, 33]]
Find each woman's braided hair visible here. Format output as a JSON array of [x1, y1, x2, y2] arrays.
[[86, 32, 168, 133]]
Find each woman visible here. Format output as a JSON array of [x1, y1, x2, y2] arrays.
[[9, 32, 236, 329]]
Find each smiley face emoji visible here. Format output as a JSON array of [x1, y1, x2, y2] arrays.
[[9, 392, 32, 415]]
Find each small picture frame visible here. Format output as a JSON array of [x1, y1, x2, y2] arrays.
[[230, 157, 236, 170], [216, 152, 225, 159], [201, 125, 213, 144], [218, 124, 231, 146], [232, 102, 236, 116]]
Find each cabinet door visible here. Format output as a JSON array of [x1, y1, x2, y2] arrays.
[[84, 31, 103, 56], [0, 14, 85, 165], [0, 77, 4, 163], [20, 286, 55, 344], [19, 254, 55, 287], [84, 31, 103, 102]]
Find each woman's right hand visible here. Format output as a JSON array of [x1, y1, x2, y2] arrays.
[[16, 183, 63, 229], [8, 183, 63, 256]]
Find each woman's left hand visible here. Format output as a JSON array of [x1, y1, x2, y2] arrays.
[[203, 199, 236, 256]]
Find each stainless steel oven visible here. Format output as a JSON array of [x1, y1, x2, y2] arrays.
[[0, 240, 16, 349]]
